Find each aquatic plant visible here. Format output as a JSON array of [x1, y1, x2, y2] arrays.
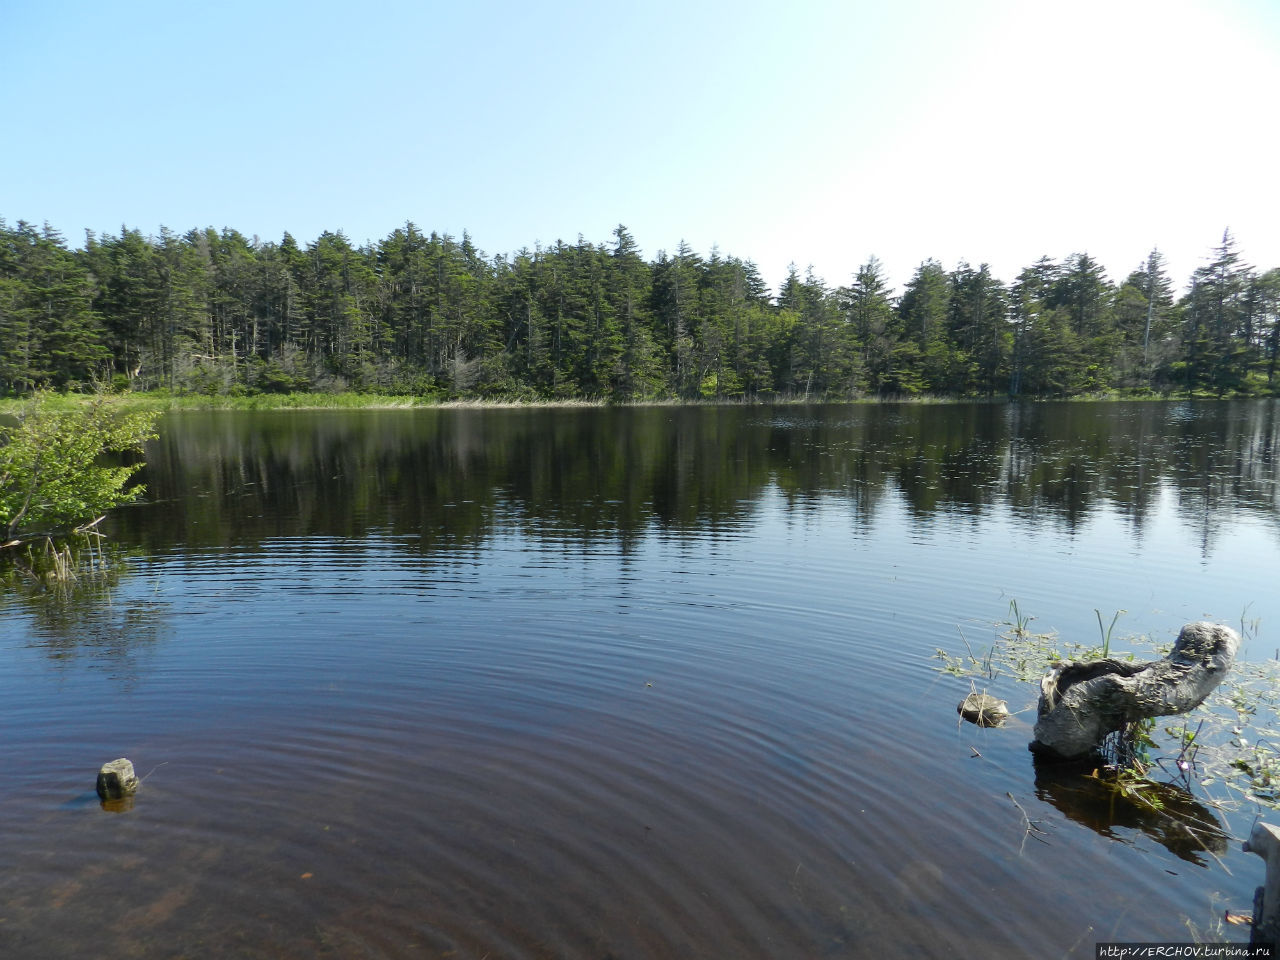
[[1094, 607, 1125, 658], [1, 392, 157, 585]]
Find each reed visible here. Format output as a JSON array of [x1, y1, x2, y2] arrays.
[[1094, 608, 1125, 658]]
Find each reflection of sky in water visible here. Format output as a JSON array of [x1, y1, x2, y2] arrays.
[[695, 479, 1279, 666]]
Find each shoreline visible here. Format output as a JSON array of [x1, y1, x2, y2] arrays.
[[0, 388, 1248, 415]]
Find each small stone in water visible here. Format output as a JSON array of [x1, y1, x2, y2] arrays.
[[96, 758, 139, 800], [958, 693, 1009, 727]]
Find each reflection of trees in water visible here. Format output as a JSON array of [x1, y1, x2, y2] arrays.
[[0, 546, 170, 673], [1164, 401, 1280, 556], [109, 401, 1280, 557]]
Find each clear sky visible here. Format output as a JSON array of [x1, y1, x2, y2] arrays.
[[3, 0, 1278, 295]]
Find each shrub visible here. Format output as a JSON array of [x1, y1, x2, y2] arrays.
[[0, 393, 158, 542]]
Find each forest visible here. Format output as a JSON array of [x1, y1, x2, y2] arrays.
[[1, 218, 1277, 401]]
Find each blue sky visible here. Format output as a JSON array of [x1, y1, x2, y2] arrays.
[[3, 0, 1278, 294]]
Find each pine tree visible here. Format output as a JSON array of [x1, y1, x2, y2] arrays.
[[1048, 253, 1116, 392], [80, 227, 168, 389], [1008, 258, 1080, 396], [897, 259, 951, 392], [605, 225, 661, 399], [1113, 249, 1174, 389], [790, 268, 851, 398], [0, 221, 105, 392], [1253, 268, 1280, 386], [946, 263, 1009, 395], [842, 258, 908, 394], [1180, 230, 1254, 395]]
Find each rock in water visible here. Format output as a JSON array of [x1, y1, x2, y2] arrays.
[[958, 693, 1009, 727], [96, 758, 139, 800]]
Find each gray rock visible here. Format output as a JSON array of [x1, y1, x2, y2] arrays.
[[958, 692, 1009, 727], [1030, 621, 1239, 760], [96, 758, 139, 800]]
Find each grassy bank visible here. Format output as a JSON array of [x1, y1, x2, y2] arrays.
[[0, 387, 1216, 415], [0, 390, 928, 414]]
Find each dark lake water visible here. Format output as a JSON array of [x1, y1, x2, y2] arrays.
[[3, 400, 1279, 959]]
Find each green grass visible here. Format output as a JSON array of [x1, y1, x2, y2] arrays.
[[1, 390, 961, 414], [2, 391, 445, 414], [4, 386, 1277, 417], [110, 391, 428, 411]]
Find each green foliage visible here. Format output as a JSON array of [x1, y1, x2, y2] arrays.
[[0, 220, 106, 392], [0, 393, 158, 540], [1, 217, 1276, 402]]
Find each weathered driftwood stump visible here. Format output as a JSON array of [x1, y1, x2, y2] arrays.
[[1029, 621, 1239, 760], [96, 758, 139, 800], [1244, 822, 1280, 949]]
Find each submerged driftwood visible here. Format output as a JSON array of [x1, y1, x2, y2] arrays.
[[1029, 621, 1240, 760]]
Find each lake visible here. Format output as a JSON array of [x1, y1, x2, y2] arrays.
[[2, 400, 1279, 959]]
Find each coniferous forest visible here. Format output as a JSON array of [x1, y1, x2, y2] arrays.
[[2, 218, 1277, 401]]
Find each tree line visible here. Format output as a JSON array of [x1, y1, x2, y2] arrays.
[[2, 218, 1277, 400]]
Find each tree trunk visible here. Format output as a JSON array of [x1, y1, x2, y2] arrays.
[[1030, 622, 1239, 760]]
